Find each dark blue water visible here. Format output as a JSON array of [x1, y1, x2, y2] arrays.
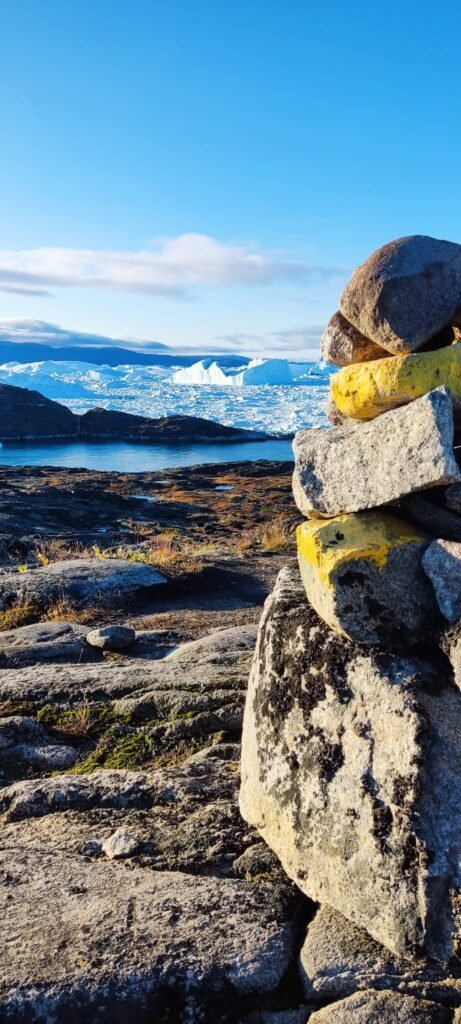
[[0, 438, 294, 472]]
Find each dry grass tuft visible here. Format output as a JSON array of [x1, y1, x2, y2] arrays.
[[0, 599, 40, 631], [44, 598, 96, 624], [235, 516, 294, 555]]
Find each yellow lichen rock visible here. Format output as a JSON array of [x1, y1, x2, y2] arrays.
[[296, 512, 437, 644], [331, 342, 461, 420]]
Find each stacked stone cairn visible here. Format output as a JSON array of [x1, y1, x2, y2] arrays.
[[240, 236, 461, 1022]]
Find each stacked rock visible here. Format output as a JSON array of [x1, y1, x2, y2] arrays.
[[240, 235, 461, 1021], [295, 234, 461, 647]]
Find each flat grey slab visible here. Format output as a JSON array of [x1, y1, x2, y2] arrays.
[[0, 849, 298, 1021], [0, 558, 166, 611], [0, 620, 103, 667], [292, 388, 459, 518], [0, 624, 257, 705]]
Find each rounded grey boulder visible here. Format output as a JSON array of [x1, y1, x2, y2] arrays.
[[340, 234, 461, 353], [86, 625, 136, 651]]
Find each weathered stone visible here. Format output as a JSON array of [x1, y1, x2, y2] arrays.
[[440, 621, 461, 690], [331, 343, 461, 421], [0, 624, 256, 705], [300, 906, 461, 1006], [0, 620, 104, 667], [0, 716, 79, 783], [0, 769, 154, 822], [240, 566, 461, 962], [0, 747, 252, 876], [242, 1011, 311, 1024], [422, 539, 461, 621], [445, 482, 461, 513], [321, 311, 386, 366], [296, 513, 438, 644], [308, 991, 452, 1023], [86, 624, 136, 651], [0, 847, 299, 1021], [101, 827, 140, 859], [339, 234, 461, 354], [399, 494, 461, 542], [233, 842, 288, 883], [0, 558, 166, 612], [293, 388, 459, 518]]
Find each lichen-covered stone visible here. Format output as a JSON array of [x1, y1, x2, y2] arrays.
[[339, 234, 461, 354], [308, 991, 452, 1023], [240, 566, 461, 962], [422, 539, 461, 621], [300, 905, 461, 1006], [321, 311, 386, 366], [293, 388, 459, 518], [296, 513, 438, 644], [331, 343, 461, 421]]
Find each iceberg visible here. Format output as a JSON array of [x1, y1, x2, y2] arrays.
[[0, 354, 332, 435], [172, 357, 294, 386]]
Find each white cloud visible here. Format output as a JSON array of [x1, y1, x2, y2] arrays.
[[0, 234, 346, 298]]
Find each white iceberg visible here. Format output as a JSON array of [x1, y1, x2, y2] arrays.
[[172, 357, 294, 386]]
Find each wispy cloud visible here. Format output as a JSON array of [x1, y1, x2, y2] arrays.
[[213, 325, 324, 357], [0, 319, 167, 351], [0, 235, 347, 299]]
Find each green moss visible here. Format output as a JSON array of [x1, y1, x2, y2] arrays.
[[69, 728, 152, 773], [37, 703, 131, 738]]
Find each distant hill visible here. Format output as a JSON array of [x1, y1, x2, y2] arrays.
[[0, 339, 248, 369]]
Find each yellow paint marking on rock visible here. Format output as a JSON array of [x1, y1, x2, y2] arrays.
[[331, 342, 461, 420], [296, 513, 426, 589]]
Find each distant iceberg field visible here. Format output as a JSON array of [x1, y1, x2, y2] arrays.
[[0, 356, 335, 435]]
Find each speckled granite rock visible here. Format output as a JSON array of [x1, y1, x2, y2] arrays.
[[300, 905, 461, 1006], [0, 848, 299, 1022], [240, 566, 461, 962], [292, 388, 459, 519], [86, 624, 136, 650]]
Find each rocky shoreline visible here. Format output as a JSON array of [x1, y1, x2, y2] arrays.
[[0, 380, 275, 442]]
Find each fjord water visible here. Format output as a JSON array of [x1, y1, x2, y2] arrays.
[[0, 437, 294, 472]]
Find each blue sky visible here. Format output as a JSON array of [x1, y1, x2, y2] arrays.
[[1, 0, 461, 358]]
